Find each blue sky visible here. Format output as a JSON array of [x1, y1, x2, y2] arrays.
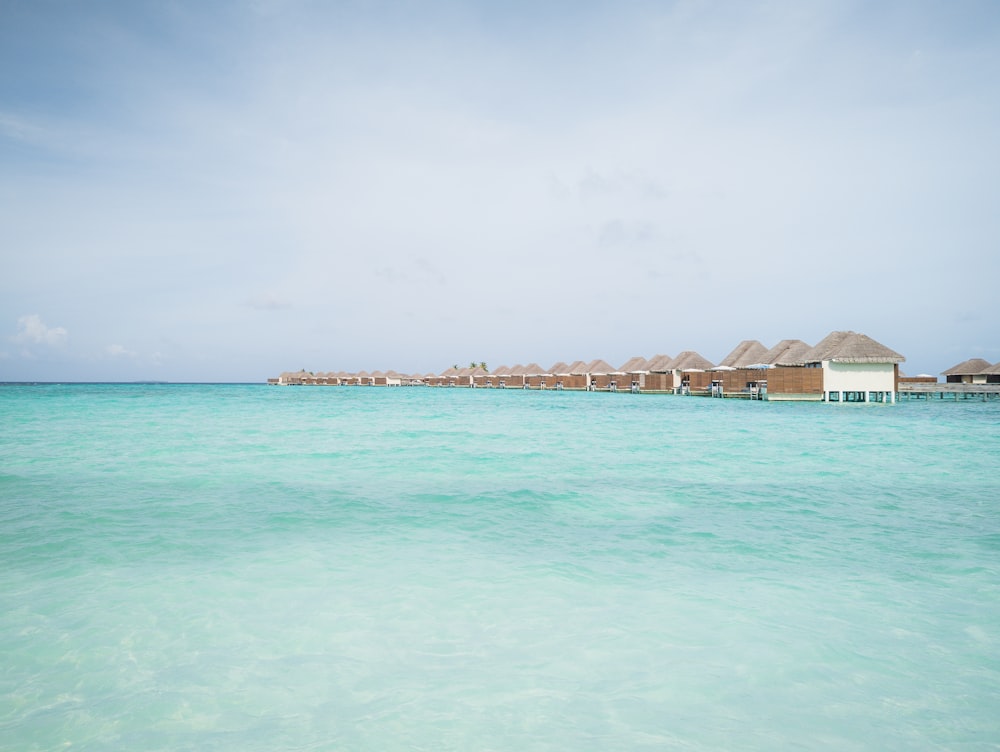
[[2, 0, 998, 381]]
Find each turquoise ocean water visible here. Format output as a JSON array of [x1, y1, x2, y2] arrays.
[[1, 383, 999, 750]]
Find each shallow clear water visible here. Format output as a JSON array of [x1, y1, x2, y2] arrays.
[[2, 384, 999, 750]]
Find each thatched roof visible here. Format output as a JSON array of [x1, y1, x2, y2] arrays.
[[585, 359, 619, 374], [800, 331, 905, 364], [982, 361, 1000, 375], [522, 363, 546, 375], [718, 340, 768, 368], [761, 339, 812, 366], [668, 351, 715, 371], [618, 356, 650, 372], [645, 354, 674, 372], [942, 358, 992, 376], [492, 365, 511, 376], [548, 361, 571, 374], [568, 360, 590, 373], [508, 364, 527, 375]]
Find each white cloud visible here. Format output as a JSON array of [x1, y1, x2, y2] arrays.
[[106, 344, 135, 357], [12, 315, 69, 347]]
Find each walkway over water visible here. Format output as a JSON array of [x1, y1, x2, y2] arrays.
[[898, 383, 1000, 401]]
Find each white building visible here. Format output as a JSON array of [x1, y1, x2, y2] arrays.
[[802, 331, 905, 403]]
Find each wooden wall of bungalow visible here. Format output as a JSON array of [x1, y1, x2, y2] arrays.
[[763, 366, 825, 398], [684, 371, 714, 392], [641, 372, 673, 392], [524, 373, 547, 388], [681, 366, 825, 397], [590, 372, 627, 390], [504, 372, 527, 388], [558, 374, 589, 390], [719, 369, 770, 394]]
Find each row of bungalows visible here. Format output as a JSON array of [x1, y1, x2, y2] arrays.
[[433, 354, 717, 392], [684, 332, 905, 402], [270, 331, 907, 403], [273, 370, 430, 386]]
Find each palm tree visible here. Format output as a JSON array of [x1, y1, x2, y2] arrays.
[[480, 361, 488, 372]]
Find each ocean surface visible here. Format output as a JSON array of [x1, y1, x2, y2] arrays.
[[1, 383, 999, 751]]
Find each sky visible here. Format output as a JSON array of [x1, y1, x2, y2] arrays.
[[2, 0, 998, 382]]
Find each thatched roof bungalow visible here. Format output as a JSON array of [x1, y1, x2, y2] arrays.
[[618, 356, 651, 391], [640, 354, 674, 391], [942, 358, 992, 384], [504, 364, 527, 388], [546, 361, 586, 390], [795, 331, 905, 402], [585, 359, 622, 390], [667, 351, 715, 390], [521, 363, 550, 388], [488, 365, 511, 388]]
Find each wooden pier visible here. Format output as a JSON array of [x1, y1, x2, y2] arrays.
[[897, 383, 1000, 401]]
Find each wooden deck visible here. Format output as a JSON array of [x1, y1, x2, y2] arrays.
[[897, 383, 1000, 401]]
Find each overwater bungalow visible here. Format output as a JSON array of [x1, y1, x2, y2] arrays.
[[618, 356, 651, 392], [489, 365, 511, 388], [541, 362, 566, 390], [504, 364, 526, 389], [558, 361, 586, 390], [765, 331, 904, 402], [668, 351, 716, 392], [585, 359, 620, 391], [522, 363, 549, 389], [641, 354, 674, 392], [942, 358, 992, 384]]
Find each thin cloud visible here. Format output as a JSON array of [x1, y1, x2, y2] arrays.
[[12, 315, 69, 347]]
